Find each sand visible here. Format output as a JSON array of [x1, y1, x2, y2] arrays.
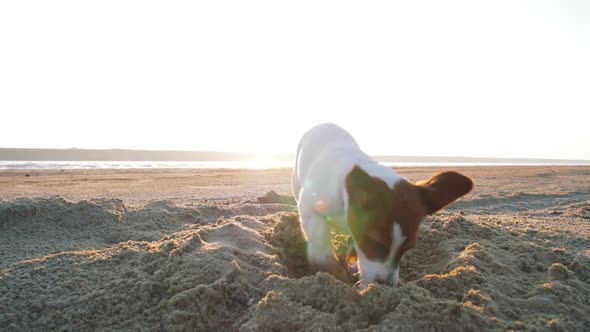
[[0, 166, 589, 331]]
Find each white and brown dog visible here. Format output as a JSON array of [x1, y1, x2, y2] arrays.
[[292, 123, 473, 287]]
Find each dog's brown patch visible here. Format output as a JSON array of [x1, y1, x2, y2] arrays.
[[416, 171, 474, 215], [345, 166, 473, 262], [346, 166, 426, 261]]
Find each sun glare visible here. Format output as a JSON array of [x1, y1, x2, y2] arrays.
[[0, 1, 589, 159]]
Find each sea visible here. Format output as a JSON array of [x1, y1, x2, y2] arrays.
[[1, 160, 588, 170]]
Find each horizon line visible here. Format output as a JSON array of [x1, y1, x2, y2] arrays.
[[0, 147, 589, 163]]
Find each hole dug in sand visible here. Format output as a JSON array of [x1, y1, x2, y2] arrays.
[[257, 212, 500, 330], [263, 212, 358, 282]]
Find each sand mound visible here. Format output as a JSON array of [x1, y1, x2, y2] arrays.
[[256, 191, 296, 206], [1, 190, 589, 331]]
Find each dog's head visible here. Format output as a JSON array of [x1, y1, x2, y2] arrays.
[[345, 165, 473, 286]]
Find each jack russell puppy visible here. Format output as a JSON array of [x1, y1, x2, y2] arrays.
[[292, 123, 473, 287]]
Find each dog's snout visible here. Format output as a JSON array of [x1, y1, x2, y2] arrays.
[[377, 269, 401, 286]]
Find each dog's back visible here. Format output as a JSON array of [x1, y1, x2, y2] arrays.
[[292, 123, 361, 202]]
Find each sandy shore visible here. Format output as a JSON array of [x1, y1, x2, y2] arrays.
[[1, 166, 589, 331]]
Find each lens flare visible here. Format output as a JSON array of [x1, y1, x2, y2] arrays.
[[347, 254, 358, 268], [314, 199, 329, 213]]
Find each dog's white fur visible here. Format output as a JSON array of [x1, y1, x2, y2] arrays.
[[292, 123, 406, 286]]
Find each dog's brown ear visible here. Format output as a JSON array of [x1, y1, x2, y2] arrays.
[[417, 171, 473, 215], [345, 165, 379, 208]]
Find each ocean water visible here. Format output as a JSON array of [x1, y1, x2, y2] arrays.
[[0, 160, 588, 170], [0, 160, 292, 170]]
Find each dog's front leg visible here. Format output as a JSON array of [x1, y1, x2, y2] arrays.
[[299, 207, 348, 282]]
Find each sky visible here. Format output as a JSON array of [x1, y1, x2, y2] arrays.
[[1, 1, 589, 160]]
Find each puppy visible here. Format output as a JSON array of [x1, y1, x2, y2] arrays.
[[292, 123, 473, 286]]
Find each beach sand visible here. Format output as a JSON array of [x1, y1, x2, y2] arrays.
[[1, 166, 589, 331]]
